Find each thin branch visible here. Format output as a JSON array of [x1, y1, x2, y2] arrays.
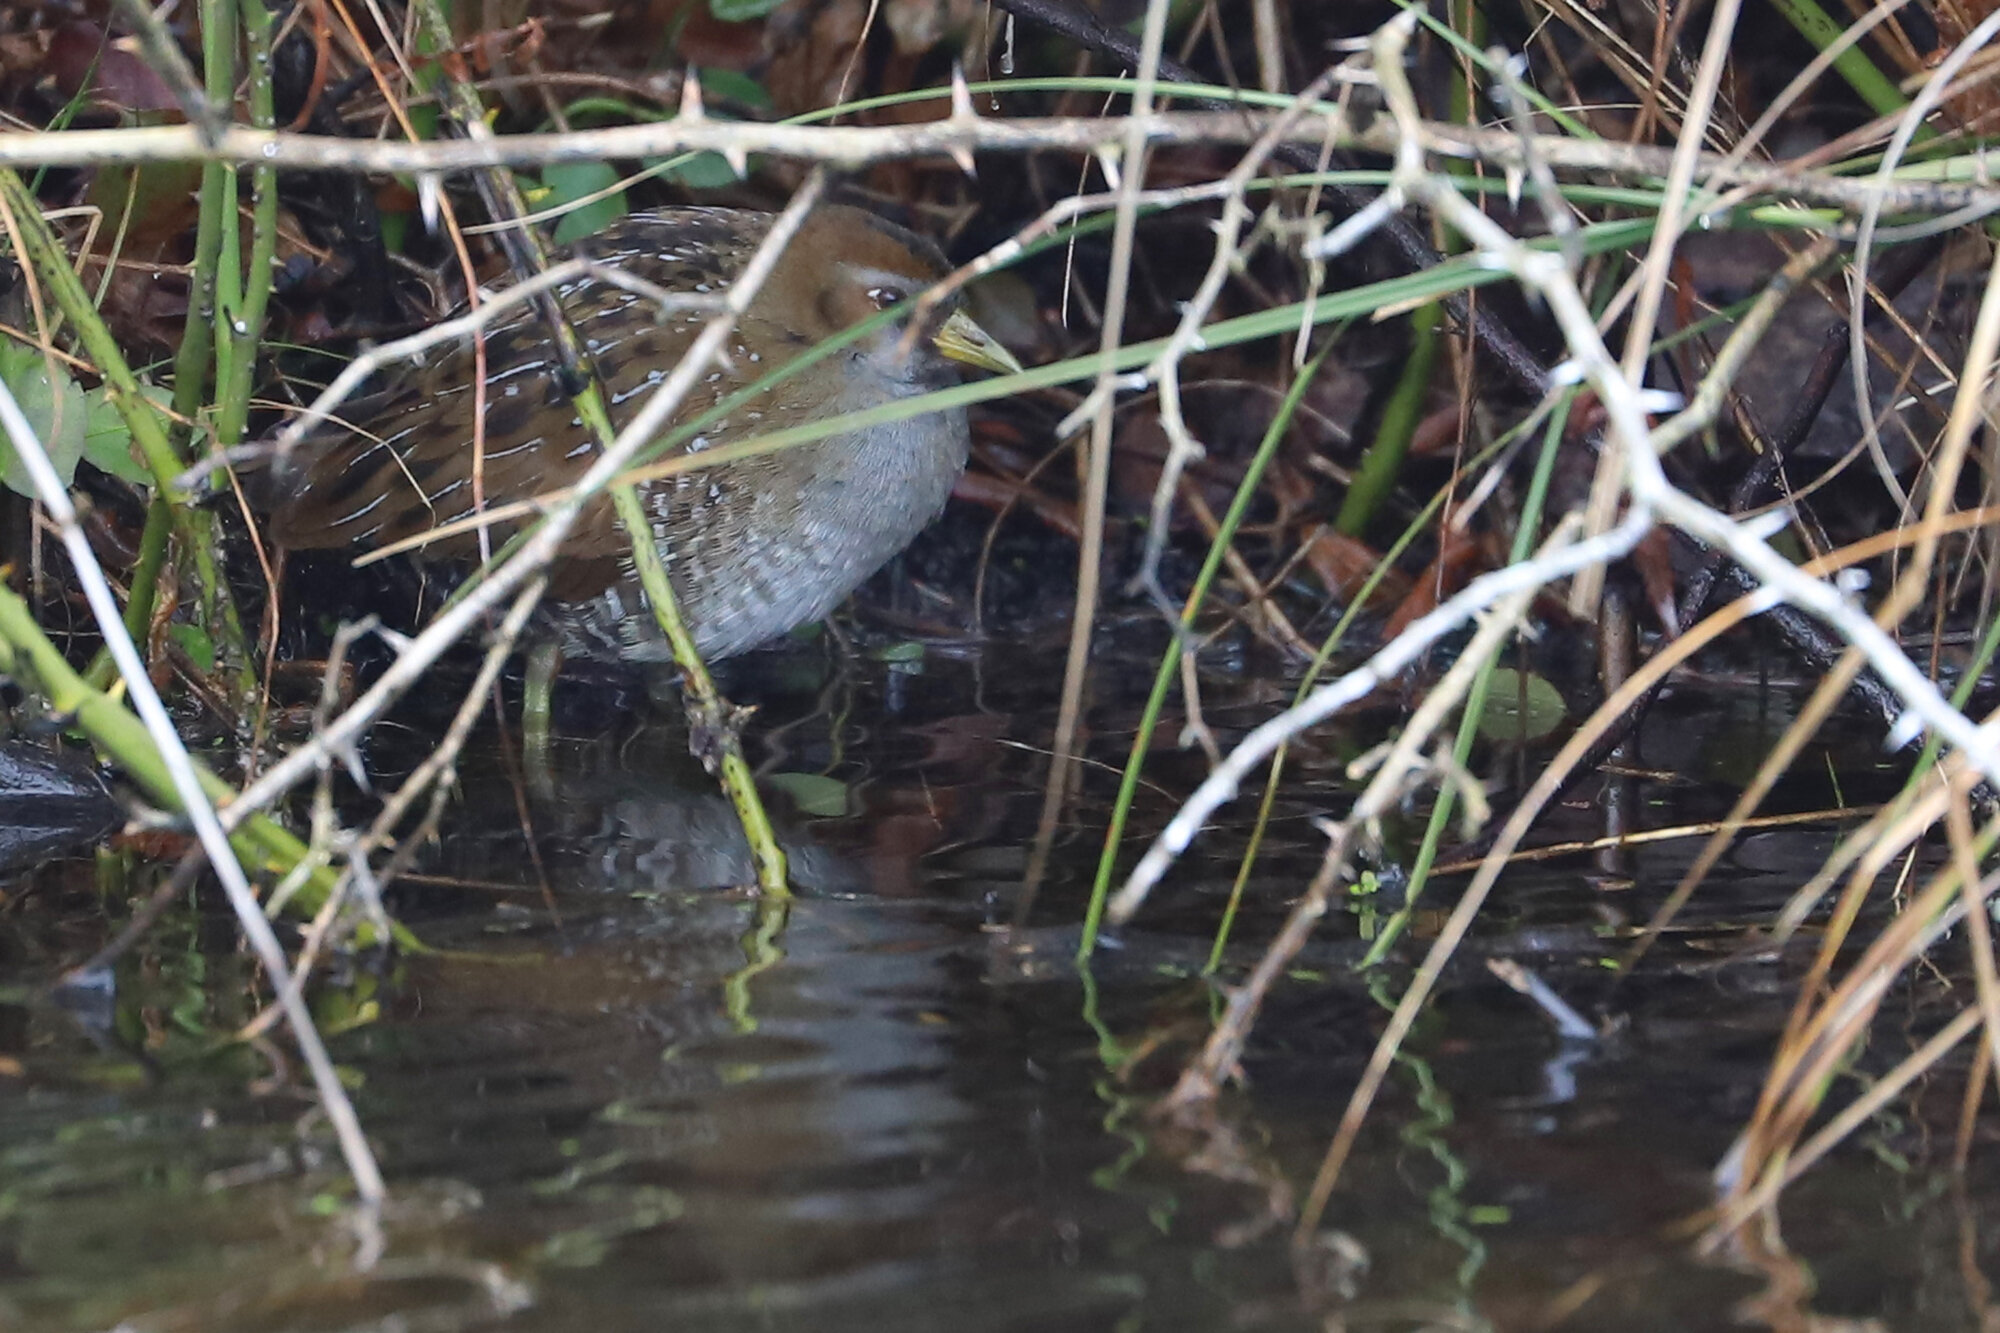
[[0, 109, 1995, 220]]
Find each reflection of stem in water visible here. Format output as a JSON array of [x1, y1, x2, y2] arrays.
[[1077, 959, 1127, 1067], [1077, 964, 1174, 1229], [1370, 974, 1489, 1299], [723, 896, 792, 1034], [755, 644, 854, 780]]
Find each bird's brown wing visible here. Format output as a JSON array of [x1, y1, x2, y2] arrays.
[[267, 211, 778, 574], [264, 320, 613, 559]]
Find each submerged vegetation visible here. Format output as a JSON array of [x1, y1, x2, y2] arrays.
[[7, 0, 2000, 1323]]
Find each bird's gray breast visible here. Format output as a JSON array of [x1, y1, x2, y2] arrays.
[[559, 385, 970, 664]]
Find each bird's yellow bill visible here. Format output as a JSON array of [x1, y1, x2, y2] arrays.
[[934, 309, 1024, 377]]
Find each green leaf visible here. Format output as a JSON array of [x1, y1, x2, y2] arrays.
[[542, 161, 630, 245], [764, 771, 850, 817], [708, 0, 785, 20], [82, 383, 166, 484], [166, 622, 216, 674], [379, 207, 409, 258], [0, 341, 88, 498], [695, 69, 773, 110], [642, 150, 741, 190], [313, 990, 380, 1036], [555, 96, 659, 128], [1474, 668, 1567, 742], [406, 100, 440, 145]]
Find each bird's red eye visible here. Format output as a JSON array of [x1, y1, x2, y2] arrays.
[[868, 286, 907, 309]]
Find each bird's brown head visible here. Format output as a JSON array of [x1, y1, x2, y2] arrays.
[[752, 206, 1021, 391]]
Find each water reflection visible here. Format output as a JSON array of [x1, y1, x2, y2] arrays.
[[0, 651, 1990, 1330]]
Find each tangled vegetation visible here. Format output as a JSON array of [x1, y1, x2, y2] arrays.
[[6, 0, 2000, 1303]]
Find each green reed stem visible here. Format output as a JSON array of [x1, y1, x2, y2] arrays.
[[723, 895, 793, 1032], [1336, 298, 1438, 536], [117, 496, 173, 653], [613, 482, 790, 895], [0, 169, 250, 685], [408, 0, 790, 894], [1766, 0, 1917, 125], [171, 0, 230, 422], [1077, 351, 1331, 960], [1359, 396, 1571, 966], [210, 0, 279, 459], [86, 0, 254, 697], [0, 582, 411, 948], [607, 213, 1665, 491]]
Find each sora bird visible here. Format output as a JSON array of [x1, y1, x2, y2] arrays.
[[267, 205, 1021, 663]]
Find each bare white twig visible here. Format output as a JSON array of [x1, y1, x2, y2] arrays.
[[1568, 0, 1744, 617], [204, 258, 717, 486], [1391, 32, 2000, 797], [1107, 504, 1648, 921], [1114, 10, 2000, 926], [1132, 70, 1341, 611], [1, 110, 1997, 220], [1022, 0, 1176, 914]]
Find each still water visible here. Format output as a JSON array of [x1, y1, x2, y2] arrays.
[[0, 639, 1984, 1331]]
